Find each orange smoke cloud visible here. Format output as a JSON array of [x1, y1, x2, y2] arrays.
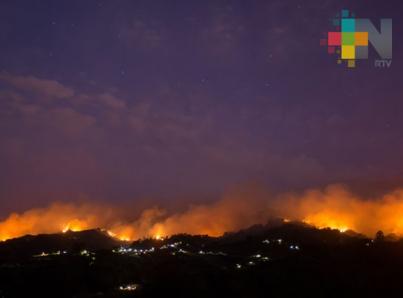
[[148, 187, 270, 237], [0, 203, 112, 241], [2, 184, 403, 242], [276, 185, 403, 236]]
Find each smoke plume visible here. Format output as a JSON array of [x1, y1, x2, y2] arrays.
[[2, 184, 403, 241]]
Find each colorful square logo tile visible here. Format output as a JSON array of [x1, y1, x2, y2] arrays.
[[320, 9, 392, 68], [328, 32, 341, 46], [341, 19, 355, 32], [342, 46, 355, 59], [354, 32, 368, 46], [342, 32, 355, 45]]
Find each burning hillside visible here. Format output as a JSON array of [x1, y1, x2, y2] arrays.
[[2, 185, 403, 241]]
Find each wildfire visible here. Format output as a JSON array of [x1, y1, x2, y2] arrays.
[[151, 224, 165, 241], [62, 219, 89, 233], [3, 185, 403, 242], [117, 235, 131, 242], [303, 219, 349, 233], [301, 210, 352, 233], [154, 234, 163, 241], [101, 229, 133, 242]]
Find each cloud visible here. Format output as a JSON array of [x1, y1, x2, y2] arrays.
[[14, 103, 42, 115], [98, 93, 127, 109], [0, 72, 75, 99], [0, 73, 131, 135], [45, 107, 97, 136], [0, 73, 344, 207]]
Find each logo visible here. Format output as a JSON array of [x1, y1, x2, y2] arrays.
[[320, 9, 392, 68]]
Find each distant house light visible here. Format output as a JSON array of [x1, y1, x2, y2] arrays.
[[119, 284, 139, 291]]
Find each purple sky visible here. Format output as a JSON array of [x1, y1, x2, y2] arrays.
[[0, 0, 402, 216]]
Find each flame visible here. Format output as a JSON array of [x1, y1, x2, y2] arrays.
[[62, 219, 89, 233], [104, 229, 130, 241], [117, 236, 131, 242], [151, 224, 165, 240], [106, 230, 116, 237], [275, 185, 403, 236], [0, 203, 117, 241], [3, 185, 403, 241], [303, 219, 349, 233]]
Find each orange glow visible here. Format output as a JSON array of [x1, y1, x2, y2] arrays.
[[151, 224, 165, 240], [3, 185, 403, 241], [275, 185, 403, 237], [154, 234, 162, 240], [0, 203, 116, 241], [117, 236, 131, 242], [106, 230, 116, 237], [62, 219, 89, 233], [303, 219, 349, 233]]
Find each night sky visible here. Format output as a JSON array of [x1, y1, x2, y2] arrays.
[[0, 0, 402, 216]]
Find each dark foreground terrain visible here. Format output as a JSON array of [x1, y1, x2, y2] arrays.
[[1, 222, 403, 298]]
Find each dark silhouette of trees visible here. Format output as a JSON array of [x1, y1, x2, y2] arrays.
[[375, 230, 385, 242]]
